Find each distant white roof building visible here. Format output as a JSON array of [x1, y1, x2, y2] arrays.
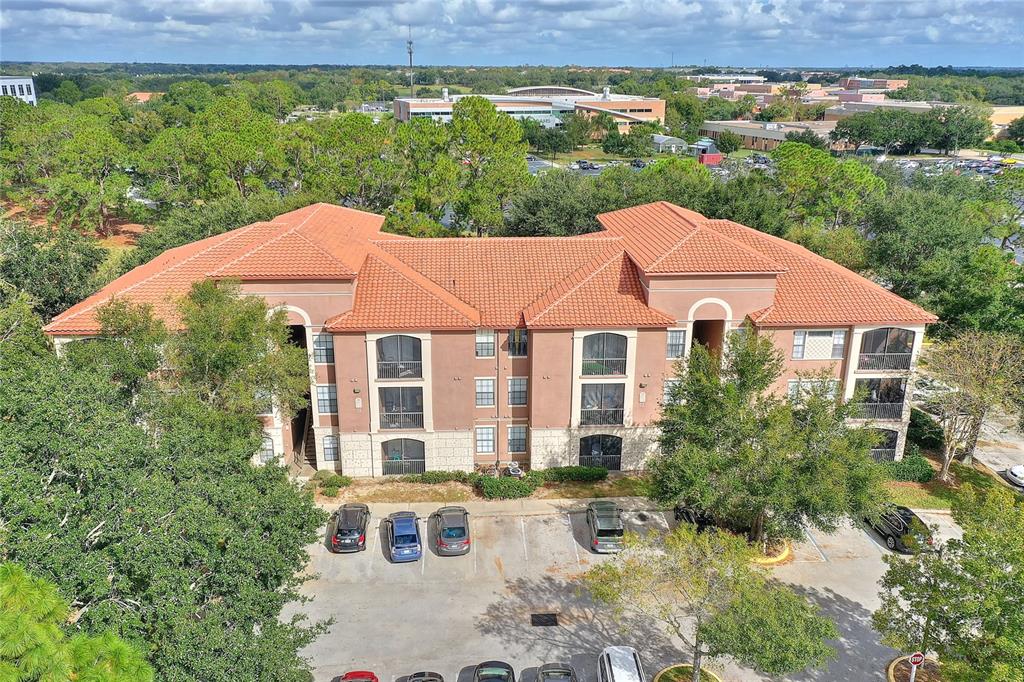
[[651, 134, 687, 153], [682, 74, 767, 84], [0, 76, 37, 106]]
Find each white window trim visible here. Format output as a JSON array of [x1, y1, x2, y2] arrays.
[[316, 384, 338, 414], [475, 425, 496, 454], [507, 424, 528, 454], [666, 327, 687, 359], [312, 330, 335, 364], [475, 376, 496, 408], [507, 376, 528, 407], [475, 329, 496, 358]]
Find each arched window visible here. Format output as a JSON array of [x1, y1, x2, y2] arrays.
[[579, 435, 622, 471], [859, 328, 915, 370], [381, 438, 426, 475], [582, 333, 628, 375], [376, 335, 422, 379], [258, 436, 275, 464], [870, 429, 899, 462]]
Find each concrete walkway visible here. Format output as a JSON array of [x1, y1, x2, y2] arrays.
[[316, 495, 665, 518], [974, 409, 1024, 475]]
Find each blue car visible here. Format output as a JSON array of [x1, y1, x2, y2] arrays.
[[385, 511, 422, 562]]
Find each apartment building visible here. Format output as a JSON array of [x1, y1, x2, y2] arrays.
[[394, 86, 665, 133], [0, 76, 37, 105], [46, 202, 935, 475]]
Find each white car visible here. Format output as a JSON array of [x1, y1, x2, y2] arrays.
[[1004, 465, 1024, 488]]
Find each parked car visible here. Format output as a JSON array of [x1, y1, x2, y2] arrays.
[[630, 158, 646, 168], [473, 661, 515, 682], [339, 672, 379, 682], [586, 501, 625, 553], [409, 673, 443, 682], [328, 503, 371, 553], [568, 162, 580, 170], [538, 662, 578, 682], [385, 511, 422, 562], [597, 646, 646, 682], [1002, 464, 1024, 489], [433, 505, 471, 556], [864, 505, 934, 553]]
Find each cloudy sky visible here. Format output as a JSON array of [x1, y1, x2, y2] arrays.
[[1, 0, 1022, 67]]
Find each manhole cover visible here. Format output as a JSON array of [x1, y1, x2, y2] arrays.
[[530, 613, 559, 627]]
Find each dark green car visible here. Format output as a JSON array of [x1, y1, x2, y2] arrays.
[[585, 501, 624, 553]]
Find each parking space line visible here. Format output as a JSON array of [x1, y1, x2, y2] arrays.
[[471, 516, 478, 575], [420, 518, 427, 575], [367, 520, 380, 575], [860, 525, 885, 554], [566, 513, 581, 570], [520, 517, 529, 562], [803, 525, 829, 562]]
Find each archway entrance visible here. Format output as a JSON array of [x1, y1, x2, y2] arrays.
[[691, 319, 725, 356], [287, 325, 314, 469]]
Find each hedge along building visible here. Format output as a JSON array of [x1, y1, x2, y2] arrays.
[[46, 201, 936, 475]]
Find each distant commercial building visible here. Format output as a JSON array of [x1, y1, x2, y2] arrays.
[[688, 138, 723, 165], [393, 86, 665, 133], [0, 76, 37, 105], [699, 120, 842, 152], [682, 74, 767, 84], [823, 100, 940, 120], [839, 77, 909, 91], [651, 134, 687, 153]]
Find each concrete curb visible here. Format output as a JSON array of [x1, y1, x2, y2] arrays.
[[752, 539, 792, 565], [886, 655, 939, 682], [653, 664, 724, 682], [318, 495, 665, 517]]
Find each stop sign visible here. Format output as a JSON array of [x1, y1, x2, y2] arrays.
[[909, 652, 925, 666]]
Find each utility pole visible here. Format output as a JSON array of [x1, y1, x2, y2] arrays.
[[407, 26, 415, 98]]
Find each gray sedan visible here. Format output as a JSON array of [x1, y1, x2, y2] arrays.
[[432, 505, 471, 556]]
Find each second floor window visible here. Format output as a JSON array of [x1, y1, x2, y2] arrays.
[[583, 333, 627, 375], [377, 335, 422, 379], [666, 330, 686, 359], [580, 383, 625, 426], [313, 332, 334, 363], [475, 378, 495, 407], [476, 329, 495, 357], [508, 378, 527, 406], [316, 385, 337, 414], [508, 329, 528, 357], [859, 328, 915, 370], [379, 387, 424, 429], [787, 378, 840, 400]]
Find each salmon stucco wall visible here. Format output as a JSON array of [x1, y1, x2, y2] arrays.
[[633, 328, 669, 425], [765, 326, 849, 397], [529, 330, 574, 428], [240, 280, 354, 326], [431, 331, 477, 431], [334, 332, 370, 433], [644, 274, 778, 323]]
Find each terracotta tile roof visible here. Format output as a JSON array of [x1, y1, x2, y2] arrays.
[[325, 255, 479, 331], [646, 227, 786, 274], [374, 237, 623, 328], [523, 250, 675, 328], [210, 230, 356, 280]]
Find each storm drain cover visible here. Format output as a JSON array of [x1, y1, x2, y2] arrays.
[[530, 613, 559, 627]]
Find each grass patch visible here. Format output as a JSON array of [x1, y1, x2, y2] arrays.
[[534, 475, 651, 499], [884, 455, 1009, 510]]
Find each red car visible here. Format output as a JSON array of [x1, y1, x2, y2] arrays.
[[339, 672, 379, 682]]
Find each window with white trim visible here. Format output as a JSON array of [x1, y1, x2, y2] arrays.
[[475, 329, 495, 357], [667, 330, 686, 359], [787, 378, 840, 400], [258, 436, 275, 464], [475, 378, 495, 407], [793, 330, 847, 360], [508, 377, 527, 406], [316, 385, 337, 414], [662, 378, 680, 403], [475, 426, 495, 454], [323, 435, 339, 461], [313, 332, 335, 363], [508, 425, 527, 453]]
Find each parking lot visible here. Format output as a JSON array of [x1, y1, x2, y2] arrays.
[[286, 500, 962, 682]]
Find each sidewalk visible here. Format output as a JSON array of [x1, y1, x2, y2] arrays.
[[974, 410, 1024, 476], [316, 495, 663, 517]]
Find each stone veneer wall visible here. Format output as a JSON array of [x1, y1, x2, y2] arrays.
[[322, 430, 474, 477], [529, 426, 660, 470]]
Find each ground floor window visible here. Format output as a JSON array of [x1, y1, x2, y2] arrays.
[[258, 436, 275, 464], [323, 434, 339, 462], [381, 438, 425, 475], [579, 434, 622, 471]]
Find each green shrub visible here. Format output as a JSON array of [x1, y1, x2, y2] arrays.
[[321, 485, 340, 498], [477, 476, 537, 499], [321, 473, 352, 489], [542, 465, 609, 483], [312, 470, 334, 482], [881, 446, 935, 483], [401, 470, 479, 485], [908, 408, 944, 451], [521, 469, 545, 489]]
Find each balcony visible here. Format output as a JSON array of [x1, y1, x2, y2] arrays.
[[580, 408, 625, 426], [858, 352, 912, 371], [377, 361, 422, 379], [582, 358, 627, 376], [380, 412, 424, 429], [381, 458, 426, 475], [852, 402, 904, 420], [870, 448, 898, 462]]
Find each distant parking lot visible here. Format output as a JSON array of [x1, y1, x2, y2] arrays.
[[287, 502, 962, 682]]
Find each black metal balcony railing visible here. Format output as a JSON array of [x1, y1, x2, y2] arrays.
[[380, 412, 424, 429], [579, 453, 621, 471], [382, 458, 426, 475], [377, 361, 422, 379], [870, 448, 898, 463], [853, 402, 905, 420], [580, 408, 625, 426], [858, 352, 912, 371], [582, 358, 627, 376]]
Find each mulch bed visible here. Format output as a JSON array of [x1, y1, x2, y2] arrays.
[[892, 659, 942, 682]]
